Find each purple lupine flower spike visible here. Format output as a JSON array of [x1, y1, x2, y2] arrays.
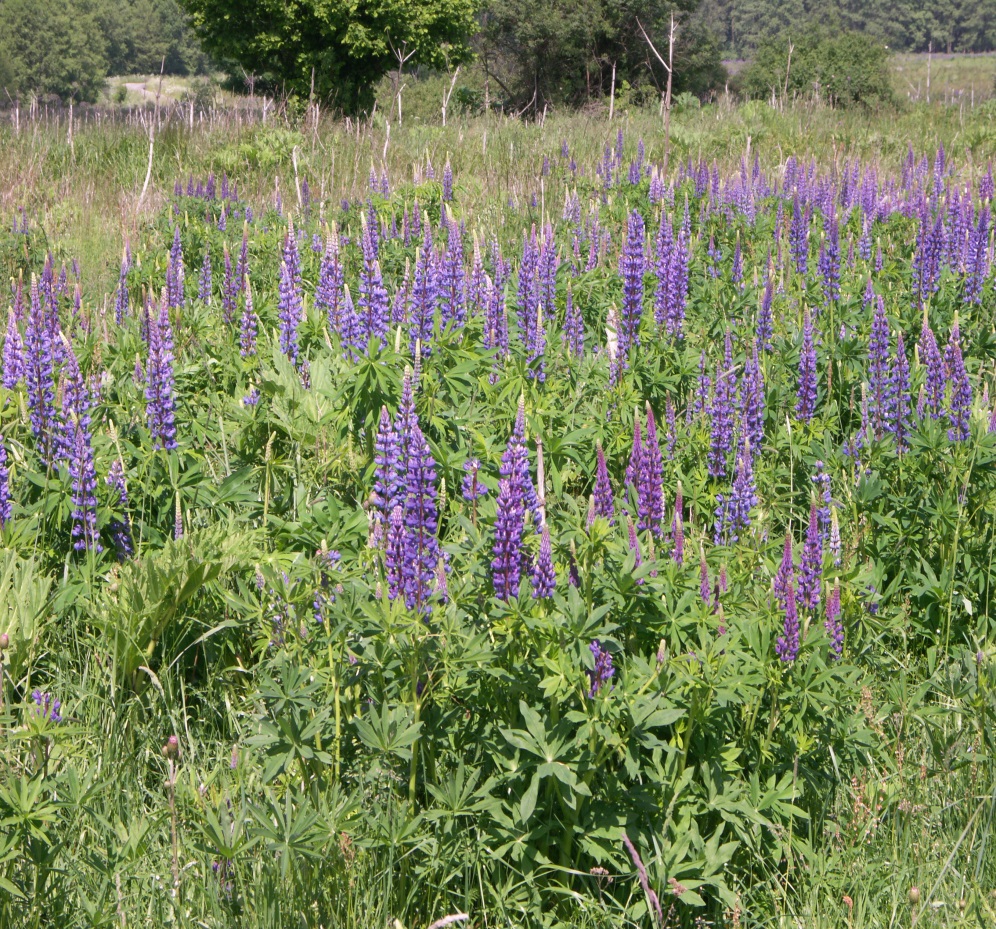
[[198, 250, 212, 304], [756, 273, 774, 350], [0, 435, 11, 526], [402, 423, 441, 615], [775, 580, 800, 663], [146, 292, 178, 450], [699, 544, 710, 607], [385, 505, 406, 600], [461, 458, 488, 502], [31, 690, 62, 723], [239, 278, 258, 358], [825, 579, 843, 658], [492, 478, 525, 601], [587, 640, 614, 697], [357, 212, 390, 349], [672, 484, 684, 565], [868, 297, 891, 439], [625, 416, 643, 490], [277, 258, 302, 364], [891, 331, 912, 451], [638, 404, 664, 536], [627, 516, 643, 583], [68, 417, 101, 553], [24, 276, 57, 465], [798, 501, 822, 610], [563, 282, 584, 358], [372, 405, 402, 519], [532, 524, 556, 599], [106, 460, 133, 559], [617, 210, 646, 365], [945, 319, 972, 441], [709, 335, 736, 477], [795, 308, 817, 422], [742, 340, 765, 454], [166, 226, 185, 310], [501, 397, 540, 523], [773, 529, 794, 610], [3, 310, 24, 388], [918, 316, 945, 419], [593, 443, 615, 523]]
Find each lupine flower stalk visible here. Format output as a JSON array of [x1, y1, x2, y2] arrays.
[[593, 443, 615, 523], [3, 310, 24, 388], [798, 501, 823, 610], [945, 320, 973, 441], [68, 416, 101, 553], [0, 436, 11, 526], [402, 424, 441, 615], [492, 478, 525, 600], [795, 308, 817, 422], [638, 404, 664, 535], [532, 525, 556, 599], [825, 579, 843, 657]]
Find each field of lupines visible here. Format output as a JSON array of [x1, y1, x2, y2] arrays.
[[1, 106, 996, 928]]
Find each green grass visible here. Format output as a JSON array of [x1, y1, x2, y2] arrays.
[[891, 53, 996, 104]]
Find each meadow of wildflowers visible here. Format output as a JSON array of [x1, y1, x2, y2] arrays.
[[0, 106, 995, 927]]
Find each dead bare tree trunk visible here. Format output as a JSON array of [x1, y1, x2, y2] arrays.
[[442, 65, 461, 126], [609, 61, 616, 120], [783, 42, 794, 108], [638, 15, 678, 176]]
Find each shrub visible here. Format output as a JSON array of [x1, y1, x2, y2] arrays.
[[741, 30, 894, 108]]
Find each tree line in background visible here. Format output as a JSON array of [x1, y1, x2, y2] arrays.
[[699, 0, 996, 58], [0, 0, 993, 110], [0, 0, 210, 103]]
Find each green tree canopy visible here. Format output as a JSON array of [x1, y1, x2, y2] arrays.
[[741, 29, 893, 107], [178, 0, 478, 113], [0, 0, 108, 102], [479, 0, 725, 111]]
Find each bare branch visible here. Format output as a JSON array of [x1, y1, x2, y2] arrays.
[[636, 18, 671, 74]]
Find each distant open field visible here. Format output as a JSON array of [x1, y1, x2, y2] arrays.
[[891, 52, 996, 104]]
